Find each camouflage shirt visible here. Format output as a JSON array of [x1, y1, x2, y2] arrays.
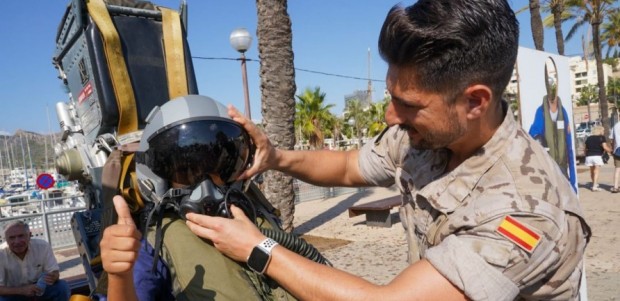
[[358, 104, 591, 300]]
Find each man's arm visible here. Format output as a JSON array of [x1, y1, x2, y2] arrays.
[[268, 246, 467, 301], [0, 284, 41, 297], [228, 105, 368, 187], [185, 206, 468, 301], [40, 240, 61, 285], [528, 106, 544, 139]]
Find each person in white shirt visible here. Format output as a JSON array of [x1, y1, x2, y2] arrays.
[[0, 220, 70, 301]]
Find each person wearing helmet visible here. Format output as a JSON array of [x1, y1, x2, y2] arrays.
[[100, 95, 291, 301]]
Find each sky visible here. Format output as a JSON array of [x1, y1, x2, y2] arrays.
[[0, 0, 590, 135]]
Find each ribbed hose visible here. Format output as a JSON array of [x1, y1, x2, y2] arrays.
[[260, 228, 332, 267]]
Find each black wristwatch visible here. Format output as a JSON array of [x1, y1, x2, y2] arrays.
[[247, 238, 278, 274]]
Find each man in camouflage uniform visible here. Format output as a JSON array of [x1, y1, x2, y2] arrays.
[[182, 0, 591, 300]]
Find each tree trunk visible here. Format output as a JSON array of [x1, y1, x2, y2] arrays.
[[552, 1, 565, 55], [256, 0, 297, 232], [529, 0, 545, 51], [593, 18, 610, 138]]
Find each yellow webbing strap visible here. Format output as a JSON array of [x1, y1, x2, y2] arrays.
[[121, 144, 144, 212], [159, 7, 189, 99], [86, 0, 138, 134], [87, 0, 142, 212]]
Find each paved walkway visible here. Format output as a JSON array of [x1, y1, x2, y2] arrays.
[[56, 163, 620, 299]]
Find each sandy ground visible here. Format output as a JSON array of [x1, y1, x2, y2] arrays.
[[56, 164, 620, 299]]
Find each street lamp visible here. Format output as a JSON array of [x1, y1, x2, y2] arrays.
[[229, 28, 253, 119], [348, 118, 358, 148]]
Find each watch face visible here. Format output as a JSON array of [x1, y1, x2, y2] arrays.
[[248, 246, 270, 274]]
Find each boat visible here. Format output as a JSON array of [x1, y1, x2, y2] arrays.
[[1, 192, 38, 217]]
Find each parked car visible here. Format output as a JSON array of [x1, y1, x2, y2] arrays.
[[575, 136, 586, 165], [576, 127, 591, 138]]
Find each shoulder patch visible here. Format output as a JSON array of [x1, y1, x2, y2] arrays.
[[496, 216, 541, 253]]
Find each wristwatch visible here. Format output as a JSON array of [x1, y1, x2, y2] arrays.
[[247, 238, 278, 274]]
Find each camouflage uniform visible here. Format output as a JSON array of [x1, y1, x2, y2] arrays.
[[358, 103, 590, 300]]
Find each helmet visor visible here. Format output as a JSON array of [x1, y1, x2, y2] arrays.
[[136, 119, 252, 186]]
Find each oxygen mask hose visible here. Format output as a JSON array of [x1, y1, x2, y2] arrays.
[[259, 228, 332, 266]]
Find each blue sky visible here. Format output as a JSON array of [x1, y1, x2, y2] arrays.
[[0, 0, 589, 135]]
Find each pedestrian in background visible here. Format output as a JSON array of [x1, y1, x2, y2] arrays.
[[609, 116, 620, 193], [585, 126, 612, 191]]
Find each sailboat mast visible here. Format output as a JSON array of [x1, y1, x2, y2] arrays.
[[9, 141, 14, 173], [25, 135, 34, 177], [19, 133, 29, 189], [0, 137, 4, 186]]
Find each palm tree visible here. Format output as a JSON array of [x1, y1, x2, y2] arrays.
[[530, 0, 545, 50], [366, 96, 390, 137], [328, 116, 344, 149], [601, 8, 620, 58], [518, 0, 567, 53], [608, 77, 620, 107], [565, 0, 615, 137], [295, 87, 335, 149], [545, 0, 567, 54], [344, 99, 367, 147], [256, 0, 297, 232], [577, 84, 599, 106]]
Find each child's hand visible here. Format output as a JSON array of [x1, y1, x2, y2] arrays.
[[100, 196, 142, 276]]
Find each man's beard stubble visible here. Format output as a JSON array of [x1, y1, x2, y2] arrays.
[[406, 107, 466, 151]]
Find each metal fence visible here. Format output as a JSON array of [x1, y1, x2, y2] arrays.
[[0, 196, 86, 249], [294, 179, 363, 203], [0, 182, 358, 250]]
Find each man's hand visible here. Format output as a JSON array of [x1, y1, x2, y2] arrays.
[[42, 271, 59, 285], [100, 196, 142, 277], [185, 205, 265, 262], [228, 105, 279, 180], [20, 284, 42, 297]]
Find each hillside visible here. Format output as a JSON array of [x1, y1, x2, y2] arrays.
[[0, 130, 62, 172]]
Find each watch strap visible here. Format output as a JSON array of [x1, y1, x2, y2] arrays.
[[257, 238, 278, 252]]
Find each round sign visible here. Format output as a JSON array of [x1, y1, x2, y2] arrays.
[[36, 173, 56, 190]]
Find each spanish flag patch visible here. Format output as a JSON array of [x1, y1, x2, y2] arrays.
[[496, 216, 541, 253]]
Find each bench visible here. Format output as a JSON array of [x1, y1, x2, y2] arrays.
[[348, 195, 401, 228]]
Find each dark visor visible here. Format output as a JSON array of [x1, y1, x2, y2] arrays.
[[135, 119, 252, 186]]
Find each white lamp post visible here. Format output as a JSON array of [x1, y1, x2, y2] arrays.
[[348, 118, 357, 147], [229, 28, 253, 119]]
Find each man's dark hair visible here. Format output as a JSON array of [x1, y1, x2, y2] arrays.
[[378, 0, 519, 101]]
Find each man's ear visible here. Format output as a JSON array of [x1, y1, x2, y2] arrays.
[[464, 85, 492, 119]]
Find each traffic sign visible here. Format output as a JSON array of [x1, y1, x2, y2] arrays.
[[36, 173, 56, 190]]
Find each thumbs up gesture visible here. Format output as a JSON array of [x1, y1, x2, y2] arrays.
[[100, 196, 142, 276]]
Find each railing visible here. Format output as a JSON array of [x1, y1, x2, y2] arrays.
[[294, 179, 364, 203], [0, 195, 86, 249], [0, 182, 358, 248]]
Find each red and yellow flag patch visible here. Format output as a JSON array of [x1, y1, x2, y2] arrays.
[[496, 216, 541, 253]]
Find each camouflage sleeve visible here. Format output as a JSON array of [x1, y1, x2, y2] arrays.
[[358, 125, 408, 187], [424, 213, 567, 300]]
